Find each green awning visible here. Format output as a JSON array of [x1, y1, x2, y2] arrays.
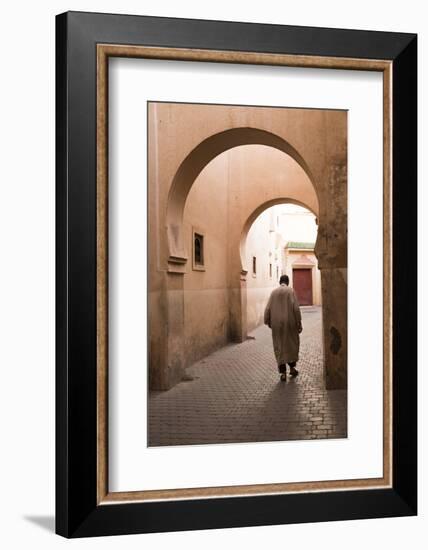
[[286, 241, 315, 250]]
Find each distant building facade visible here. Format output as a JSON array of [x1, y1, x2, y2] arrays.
[[285, 242, 321, 307]]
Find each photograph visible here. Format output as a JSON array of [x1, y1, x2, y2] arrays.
[[0, 0, 421, 545], [147, 101, 348, 446], [50, 7, 417, 539]]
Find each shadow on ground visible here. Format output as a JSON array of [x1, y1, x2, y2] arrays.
[[23, 515, 55, 533]]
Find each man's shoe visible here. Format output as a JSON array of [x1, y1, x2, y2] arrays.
[[289, 366, 299, 377], [280, 373, 287, 381]]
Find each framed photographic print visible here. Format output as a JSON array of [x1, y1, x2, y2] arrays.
[[56, 11, 417, 537]]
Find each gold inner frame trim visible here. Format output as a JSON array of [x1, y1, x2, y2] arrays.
[[96, 43, 393, 505]]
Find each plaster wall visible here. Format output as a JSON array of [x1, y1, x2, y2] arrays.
[[245, 209, 281, 332], [182, 154, 230, 367]]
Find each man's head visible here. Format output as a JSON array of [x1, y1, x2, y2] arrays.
[[279, 274, 289, 286]]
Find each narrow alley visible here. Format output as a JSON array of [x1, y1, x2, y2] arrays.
[[149, 307, 347, 446]]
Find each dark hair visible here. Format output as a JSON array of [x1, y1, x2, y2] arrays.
[[279, 274, 289, 285]]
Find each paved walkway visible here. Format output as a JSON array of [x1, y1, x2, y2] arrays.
[[148, 307, 347, 446]]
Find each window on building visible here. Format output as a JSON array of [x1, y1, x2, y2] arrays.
[[269, 263, 272, 278], [252, 256, 257, 276], [276, 266, 279, 280], [194, 233, 204, 266]]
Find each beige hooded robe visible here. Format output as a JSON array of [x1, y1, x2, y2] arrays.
[[264, 283, 302, 365]]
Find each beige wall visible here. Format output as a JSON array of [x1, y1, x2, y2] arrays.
[[245, 209, 280, 332], [278, 206, 318, 242], [182, 154, 230, 367]]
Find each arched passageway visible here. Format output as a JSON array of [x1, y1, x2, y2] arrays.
[[180, 144, 319, 369], [166, 128, 318, 268], [240, 198, 318, 275], [244, 202, 321, 334], [148, 102, 347, 391]]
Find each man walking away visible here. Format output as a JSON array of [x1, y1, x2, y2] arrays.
[[264, 274, 303, 381]]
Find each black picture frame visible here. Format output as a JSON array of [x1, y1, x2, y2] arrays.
[[56, 11, 417, 538]]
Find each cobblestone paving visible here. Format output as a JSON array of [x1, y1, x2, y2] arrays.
[[149, 307, 347, 446]]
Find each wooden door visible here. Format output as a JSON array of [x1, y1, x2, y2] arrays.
[[292, 268, 313, 306]]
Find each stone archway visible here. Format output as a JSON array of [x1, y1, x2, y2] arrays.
[[239, 197, 319, 341], [166, 128, 318, 270]]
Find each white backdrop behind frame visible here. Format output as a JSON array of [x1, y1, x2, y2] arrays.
[[108, 57, 383, 493]]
